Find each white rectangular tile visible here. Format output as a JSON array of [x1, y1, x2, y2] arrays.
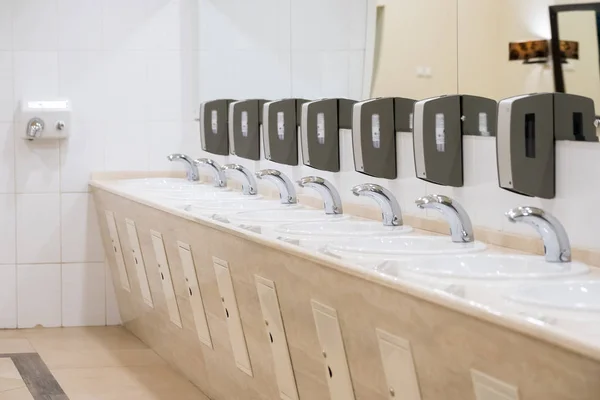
[[104, 122, 149, 171], [62, 262, 105, 326], [14, 135, 60, 193], [59, 120, 105, 192], [0, 265, 16, 328], [146, 51, 182, 121], [0, 2, 12, 50], [13, 51, 59, 101], [58, 51, 107, 122], [102, 0, 148, 50], [103, 51, 147, 122], [0, 123, 14, 193], [12, 0, 58, 51], [0, 194, 16, 265], [0, 52, 14, 122], [17, 263, 61, 328], [16, 193, 61, 264], [57, 0, 103, 50], [144, 0, 183, 50], [105, 260, 122, 326], [61, 193, 104, 263], [148, 121, 183, 171]]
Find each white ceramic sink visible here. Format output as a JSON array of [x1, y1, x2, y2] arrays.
[[228, 209, 349, 229], [117, 177, 195, 189], [157, 190, 261, 202], [326, 236, 487, 259], [376, 254, 589, 280], [507, 281, 600, 311], [275, 219, 413, 239], [181, 200, 300, 216]]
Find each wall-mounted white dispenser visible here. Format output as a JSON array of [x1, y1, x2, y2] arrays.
[[18, 100, 71, 140]]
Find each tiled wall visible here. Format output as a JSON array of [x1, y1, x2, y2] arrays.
[[0, 0, 369, 328]]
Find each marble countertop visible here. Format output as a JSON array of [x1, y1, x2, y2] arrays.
[[89, 175, 600, 362]]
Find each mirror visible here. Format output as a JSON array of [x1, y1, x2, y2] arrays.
[[550, 3, 600, 114], [371, 1, 458, 99]]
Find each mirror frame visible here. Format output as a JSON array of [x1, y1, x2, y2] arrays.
[[550, 2, 600, 93]]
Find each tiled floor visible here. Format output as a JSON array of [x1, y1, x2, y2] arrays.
[[0, 327, 210, 400]]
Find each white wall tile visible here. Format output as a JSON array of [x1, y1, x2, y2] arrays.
[[0, 265, 16, 328], [0, 123, 14, 193], [12, 0, 58, 51], [59, 120, 105, 193], [146, 51, 182, 121], [0, 52, 14, 122], [148, 121, 183, 171], [103, 51, 147, 122], [61, 193, 103, 263], [291, 0, 368, 51], [14, 137, 60, 193], [17, 263, 61, 328], [102, 0, 148, 50], [145, 0, 183, 50], [16, 194, 61, 264], [105, 261, 121, 325], [62, 262, 105, 326], [0, 195, 16, 265], [13, 51, 59, 101], [105, 122, 149, 171], [58, 51, 107, 122], [57, 0, 103, 50], [0, 2, 12, 51]]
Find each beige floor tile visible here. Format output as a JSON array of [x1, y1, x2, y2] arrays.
[[0, 360, 26, 394], [53, 366, 210, 400], [0, 340, 34, 355], [26, 327, 147, 352], [0, 387, 34, 400], [40, 348, 165, 370]]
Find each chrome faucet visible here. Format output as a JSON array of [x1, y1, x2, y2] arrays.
[[352, 183, 402, 226], [194, 158, 227, 187], [167, 153, 199, 181], [415, 194, 474, 242], [222, 164, 257, 195], [505, 206, 571, 263], [255, 169, 297, 204], [297, 176, 343, 215]]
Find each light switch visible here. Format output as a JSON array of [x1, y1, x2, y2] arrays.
[[150, 230, 182, 328], [255, 275, 299, 400], [177, 241, 212, 348], [376, 328, 422, 400], [311, 300, 355, 400], [471, 369, 520, 400], [213, 257, 253, 377], [104, 211, 130, 292], [125, 219, 153, 308]]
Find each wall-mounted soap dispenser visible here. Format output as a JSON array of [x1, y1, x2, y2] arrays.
[[352, 97, 416, 179], [300, 98, 356, 172], [497, 92, 596, 199], [228, 99, 268, 161], [413, 94, 497, 187], [263, 98, 309, 165], [199, 99, 236, 155]]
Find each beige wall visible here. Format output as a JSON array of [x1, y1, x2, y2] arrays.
[[370, 0, 458, 99]]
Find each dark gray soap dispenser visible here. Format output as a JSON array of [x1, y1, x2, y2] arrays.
[[262, 98, 309, 165], [497, 92, 597, 199], [300, 98, 357, 172], [460, 95, 498, 137], [199, 99, 235, 156], [413, 95, 463, 186], [228, 99, 268, 161], [352, 97, 416, 179]]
